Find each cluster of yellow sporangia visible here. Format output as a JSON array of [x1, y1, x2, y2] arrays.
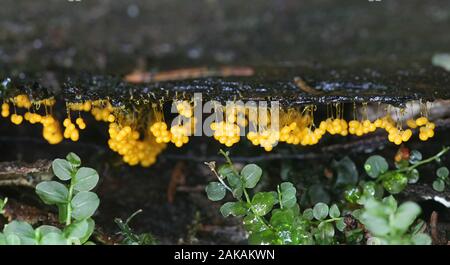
[[149, 100, 196, 147], [0, 94, 438, 167], [2, 95, 62, 144]]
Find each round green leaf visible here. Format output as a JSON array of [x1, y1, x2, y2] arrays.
[[66, 152, 81, 167], [52, 158, 73, 181], [344, 187, 362, 204], [329, 204, 340, 218], [3, 221, 36, 245], [220, 202, 247, 217], [241, 164, 262, 189], [40, 232, 68, 245], [437, 167, 449, 179], [382, 172, 408, 194], [74, 167, 99, 192], [0, 233, 6, 245], [70, 191, 100, 220], [409, 150, 422, 164], [364, 155, 389, 178], [36, 225, 62, 238], [218, 165, 241, 189], [205, 182, 226, 201], [412, 233, 432, 245], [432, 179, 445, 192], [392, 202, 421, 232], [36, 181, 68, 205], [302, 208, 314, 220], [408, 169, 420, 184], [336, 218, 346, 232], [318, 221, 335, 238], [243, 213, 266, 233], [270, 209, 295, 229], [64, 218, 95, 244], [248, 230, 276, 245], [251, 192, 275, 216], [6, 234, 21, 245], [313, 203, 329, 221], [280, 182, 297, 208]]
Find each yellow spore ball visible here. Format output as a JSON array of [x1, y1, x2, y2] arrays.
[[415, 117, 428, 127], [11, 114, 23, 125], [1, 103, 10, 117]]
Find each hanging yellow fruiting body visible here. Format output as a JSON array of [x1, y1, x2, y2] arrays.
[[108, 122, 166, 167], [10, 114, 23, 125], [1, 103, 10, 117], [0, 92, 441, 167], [150, 121, 172, 143]]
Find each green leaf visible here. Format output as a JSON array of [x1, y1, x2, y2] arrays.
[[336, 218, 346, 232], [318, 221, 335, 238], [36, 181, 68, 205], [74, 167, 99, 192], [231, 186, 243, 199], [407, 169, 420, 184], [218, 165, 241, 189], [364, 155, 389, 178], [6, 234, 21, 245], [243, 213, 266, 233], [251, 192, 275, 216], [344, 186, 362, 204], [220, 202, 247, 217], [360, 214, 390, 236], [64, 218, 95, 244], [279, 182, 297, 208], [437, 167, 449, 179], [351, 209, 363, 220], [392, 202, 421, 232], [270, 209, 295, 229], [52, 158, 73, 181], [382, 172, 408, 194], [66, 152, 81, 167], [0, 233, 6, 245], [241, 164, 262, 189], [332, 157, 358, 187], [302, 208, 314, 221], [409, 150, 422, 164], [366, 237, 383, 245], [248, 230, 276, 245], [36, 225, 62, 239], [71, 191, 100, 220], [3, 221, 36, 245], [433, 179, 445, 192], [205, 182, 226, 201], [382, 195, 398, 213], [412, 233, 432, 245], [313, 203, 329, 221], [329, 204, 340, 218], [40, 232, 68, 245]]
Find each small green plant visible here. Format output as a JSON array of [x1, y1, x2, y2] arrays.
[[0, 198, 7, 214], [205, 150, 347, 245], [354, 195, 431, 245], [345, 146, 449, 203], [115, 209, 157, 245], [0, 152, 100, 245]]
